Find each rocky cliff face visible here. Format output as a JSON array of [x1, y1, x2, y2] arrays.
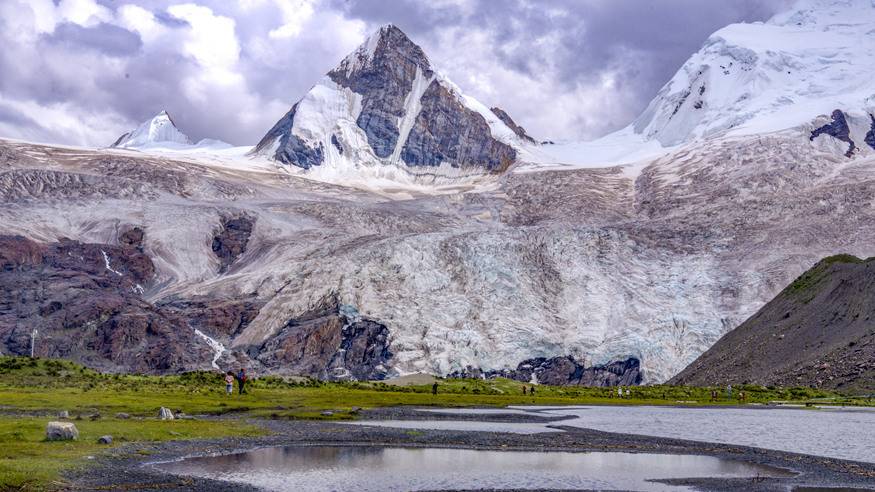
[[0, 233, 211, 373], [250, 299, 392, 381], [400, 81, 516, 171], [670, 255, 875, 393], [452, 356, 641, 387], [212, 215, 254, 273], [252, 25, 522, 176]]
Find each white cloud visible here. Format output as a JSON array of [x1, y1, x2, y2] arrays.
[[167, 4, 241, 77], [117, 4, 167, 43], [0, 96, 129, 147], [57, 0, 113, 28], [268, 0, 317, 39]]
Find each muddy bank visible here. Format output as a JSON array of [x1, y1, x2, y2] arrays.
[[67, 407, 875, 491]]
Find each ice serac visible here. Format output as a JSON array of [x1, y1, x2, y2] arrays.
[[111, 111, 192, 149], [632, 0, 875, 146], [252, 24, 519, 175]]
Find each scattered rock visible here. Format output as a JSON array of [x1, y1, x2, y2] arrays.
[[98, 435, 113, 445], [46, 421, 79, 441], [321, 411, 334, 416], [158, 407, 174, 420], [58, 410, 69, 419], [89, 413, 101, 421], [350, 406, 362, 414], [115, 412, 130, 419]]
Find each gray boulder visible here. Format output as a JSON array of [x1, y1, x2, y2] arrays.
[[115, 412, 130, 419], [46, 421, 79, 441], [57, 410, 69, 419], [98, 435, 113, 444], [158, 407, 174, 420]]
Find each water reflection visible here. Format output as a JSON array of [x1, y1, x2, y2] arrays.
[[156, 446, 792, 491]]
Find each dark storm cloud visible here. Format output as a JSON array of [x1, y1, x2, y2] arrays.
[[0, 0, 793, 146], [45, 22, 143, 57]]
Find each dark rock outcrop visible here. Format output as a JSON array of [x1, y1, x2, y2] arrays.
[[119, 226, 145, 251], [252, 104, 324, 169], [671, 255, 875, 392], [254, 299, 392, 381], [810, 109, 856, 157], [0, 235, 212, 373], [490, 107, 536, 144], [401, 80, 516, 171], [212, 215, 254, 273], [865, 113, 875, 150], [451, 356, 642, 387], [330, 134, 343, 154], [158, 297, 263, 340], [328, 24, 433, 159]]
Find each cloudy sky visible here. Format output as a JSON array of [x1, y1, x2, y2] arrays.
[[0, 0, 793, 147]]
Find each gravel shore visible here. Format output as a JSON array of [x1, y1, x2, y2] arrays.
[[66, 407, 875, 491]]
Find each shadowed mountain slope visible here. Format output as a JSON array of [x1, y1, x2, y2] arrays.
[[670, 255, 875, 393]]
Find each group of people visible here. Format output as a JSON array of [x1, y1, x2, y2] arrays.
[[611, 386, 631, 398], [224, 368, 248, 395], [709, 385, 745, 402], [521, 385, 536, 395]]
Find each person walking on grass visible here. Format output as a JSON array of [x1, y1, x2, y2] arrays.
[[522, 386, 527, 395], [224, 371, 234, 395], [236, 368, 248, 395], [529, 386, 536, 396], [432, 381, 438, 395]]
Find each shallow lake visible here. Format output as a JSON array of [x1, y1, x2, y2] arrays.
[[352, 405, 875, 463], [155, 446, 791, 491]]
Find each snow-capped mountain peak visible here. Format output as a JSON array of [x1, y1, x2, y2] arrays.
[[253, 24, 529, 180], [111, 110, 192, 149], [632, 0, 875, 148]]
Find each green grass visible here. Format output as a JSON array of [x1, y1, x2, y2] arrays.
[[0, 356, 872, 491], [785, 254, 874, 298], [0, 416, 263, 491]]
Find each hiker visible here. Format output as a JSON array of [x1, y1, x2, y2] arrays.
[[617, 386, 623, 398], [625, 388, 631, 399], [236, 368, 248, 395], [432, 382, 438, 395], [530, 386, 536, 396], [522, 386, 527, 395], [224, 371, 234, 395], [726, 384, 732, 399]]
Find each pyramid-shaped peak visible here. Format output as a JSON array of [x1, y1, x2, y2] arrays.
[[330, 24, 432, 81], [111, 110, 191, 148]]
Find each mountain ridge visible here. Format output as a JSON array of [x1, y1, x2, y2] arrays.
[[670, 254, 875, 392]]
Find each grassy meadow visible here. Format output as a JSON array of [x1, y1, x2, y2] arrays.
[[1, 356, 871, 490]]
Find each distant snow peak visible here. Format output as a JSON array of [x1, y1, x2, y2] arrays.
[[252, 24, 527, 179], [632, 0, 875, 148], [111, 110, 192, 149]]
